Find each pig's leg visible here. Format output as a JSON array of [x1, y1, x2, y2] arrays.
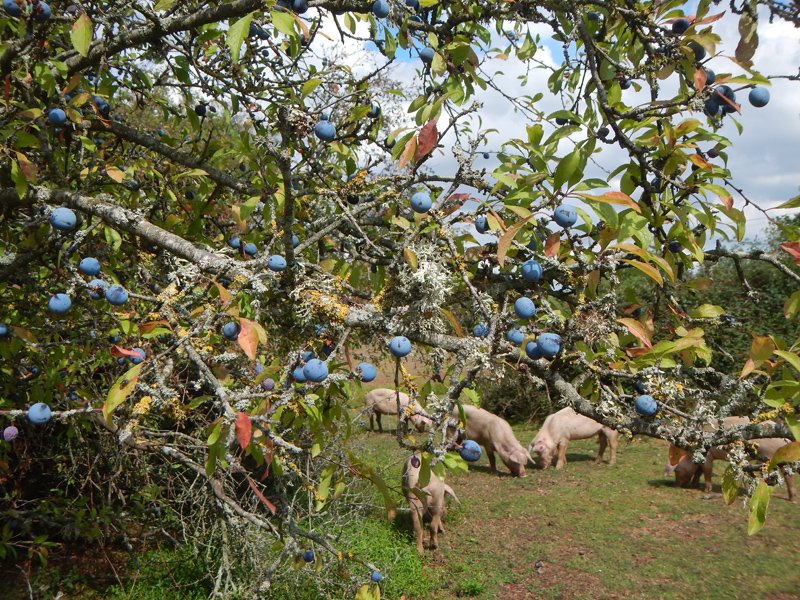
[[486, 443, 497, 472], [703, 453, 714, 493], [782, 468, 794, 502], [607, 430, 618, 465], [369, 411, 375, 432], [409, 497, 425, 553], [555, 439, 568, 469], [376, 413, 383, 433], [690, 464, 702, 486], [429, 515, 440, 550], [596, 432, 607, 464]]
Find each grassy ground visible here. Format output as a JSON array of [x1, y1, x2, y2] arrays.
[[6, 408, 799, 599], [353, 415, 800, 600]]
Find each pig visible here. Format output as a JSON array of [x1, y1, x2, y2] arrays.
[[450, 404, 531, 477], [364, 388, 432, 433], [665, 417, 794, 500], [402, 453, 458, 553], [528, 407, 617, 470]]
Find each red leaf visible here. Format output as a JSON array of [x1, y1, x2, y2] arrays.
[[237, 318, 259, 360], [415, 120, 438, 162], [780, 242, 800, 265], [693, 68, 707, 92], [235, 411, 252, 449], [246, 476, 277, 514], [720, 195, 733, 210], [544, 232, 561, 257], [397, 135, 417, 169], [110, 345, 143, 358]]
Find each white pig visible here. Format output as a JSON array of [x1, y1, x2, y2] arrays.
[[528, 407, 618, 470], [451, 404, 531, 477], [402, 453, 458, 553], [364, 388, 432, 433]]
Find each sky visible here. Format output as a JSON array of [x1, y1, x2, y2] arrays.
[[301, 4, 799, 243]]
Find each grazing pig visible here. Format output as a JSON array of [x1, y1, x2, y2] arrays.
[[364, 388, 432, 433], [402, 453, 458, 553], [528, 407, 617, 469], [451, 404, 531, 477], [665, 417, 794, 500]]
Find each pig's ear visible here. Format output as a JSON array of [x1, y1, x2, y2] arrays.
[[668, 445, 688, 467], [512, 450, 530, 466], [532, 441, 546, 454]]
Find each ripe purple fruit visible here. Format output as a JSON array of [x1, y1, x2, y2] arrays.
[[388, 336, 412, 357], [357, 362, 377, 382], [3, 0, 23, 17], [48, 108, 67, 126], [314, 120, 336, 142], [514, 297, 536, 319], [671, 18, 690, 34], [268, 255, 287, 271], [303, 359, 329, 383], [475, 216, 489, 233], [3, 425, 19, 441], [459, 440, 482, 462], [507, 329, 524, 344], [748, 87, 769, 108], [536, 333, 562, 358], [472, 323, 489, 338], [78, 257, 101, 276], [410, 191, 432, 213], [105, 285, 129, 306], [87, 279, 108, 300], [372, 0, 390, 18], [635, 394, 658, 416], [525, 340, 542, 359], [419, 47, 435, 65], [222, 321, 240, 340], [553, 204, 578, 228], [48, 293, 72, 314], [50, 207, 77, 231], [27, 403, 52, 425], [130, 348, 146, 364], [521, 259, 542, 282]]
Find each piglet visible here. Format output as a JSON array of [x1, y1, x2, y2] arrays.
[[666, 417, 794, 500], [402, 453, 459, 553], [528, 407, 617, 469], [364, 388, 432, 433], [451, 404, 531, 477]]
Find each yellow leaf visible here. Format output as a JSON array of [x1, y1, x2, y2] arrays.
[[617, 318, 652, 348], [103, 363, 143, 421], [575, 191, 641, 213], [497, 216, 532, 267], [622, 259, 663, 286]]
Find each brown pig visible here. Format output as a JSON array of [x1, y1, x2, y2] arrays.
[[665, 417, 794, 500], [528, 407, 618, 469], [451, 404, 531, 477], [402, 453, 459, 553], [364, 388, 432, 433]]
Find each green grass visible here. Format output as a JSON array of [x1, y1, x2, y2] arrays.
[[8, 416, 799, 599], [352, 417, 800, 600]]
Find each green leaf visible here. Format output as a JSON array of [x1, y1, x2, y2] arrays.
[[103, 363, 143, 420], [768, 441, 800, 469], [272, 9, 296, 38], [154, 0, 177, 10], [721, 464, 739, 505], [227, 14, 253, 64], [774, 350, 800, 375], [689, 304, 725, 319], [786, 414, 800, 442], [71, 14, 93, 58], [773, 194, 800, 210], [747, 480, 772, 535], [553, 148, 581, 190], [301, 78, 321, 97]]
